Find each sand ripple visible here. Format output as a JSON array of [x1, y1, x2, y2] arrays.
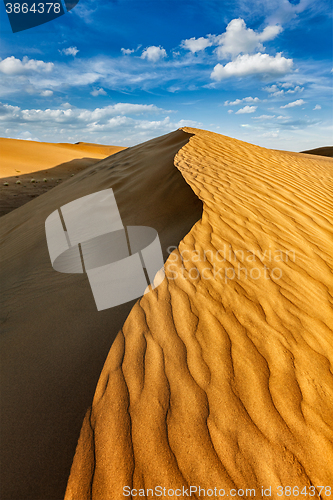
[[65, 129, 333, 500]]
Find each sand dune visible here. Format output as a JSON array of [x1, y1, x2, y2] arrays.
[[64, 128, 333, 499], [0, 138, 125, 177], [0, 138, 126, 217], [0, 130, 202, 499], [301, 146, 333, 158]]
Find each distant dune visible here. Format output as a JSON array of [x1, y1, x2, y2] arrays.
[[0, 138, 126, 217], [0, 130, 202, 500], [62, 128, 333, 499], [0, 138, 125, 177], [300, 146, 333, 158]]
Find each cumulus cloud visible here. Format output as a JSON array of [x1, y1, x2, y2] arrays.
[[263, 84, 279, 92], [121, 48, 135, 55], [286, 85, 304, 93], [141, 46, 167, 62], [15, 130, 40, 141], [180, 36, 213, 53], [61, 47, 79, 56], [40, 90, 53, 97], [0, 100, 199, 146], [211, 53, 293, 81], [224, 96, 260, 106], [313, 104, 321, 110], [215, 18, 283, 59], [91, 88, 107, 96], [179, 18, 282, 60], [280, 99, 305, 108], [263, 83, 304, 96], [281, 82, 294, 88], [0, 56, 53, 75], [0, 102, 170, 125], [235, 105, 257, 114]]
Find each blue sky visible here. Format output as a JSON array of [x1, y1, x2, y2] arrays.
[[0, 0, 332, 150]]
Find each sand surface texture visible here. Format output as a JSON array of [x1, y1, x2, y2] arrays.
[[0, 130, 202, 500], [65, 128, 333, 500]]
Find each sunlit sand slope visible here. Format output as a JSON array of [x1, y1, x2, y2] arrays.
[[65, 128, 333, 500], [0, 138, 125, 177]]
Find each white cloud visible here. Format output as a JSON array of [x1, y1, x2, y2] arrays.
[[17, 130, 40, 141], [40, 90, 53, 97], [280, 99, 305, 108], [61, 47, 79, 56], [264, 83, 304, 96], [228, 109, 233, 114], [0, 102, 170, 125], [0, 100, 199, 146], [215, 18, 283, 59], [0, 56, 53, 75], [224, 96, 260, 106], [313, 104, 321, 110], [286, 85, 304, 93], [281, 82, 294, 88], [253, 114, 276, 120], [267, 0, 313, 25], [121, 48, 135, 55], [211, 53, 293, 81], [141, 46, 167, 62], [178, 18, 283, 60], [236, 105, 257, 114], [91, 88, 107, 96], [263, 84, 279, 92], [180, 36, 213, 53]]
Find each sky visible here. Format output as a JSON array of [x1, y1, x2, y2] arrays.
[[0, 0, 332, 151]]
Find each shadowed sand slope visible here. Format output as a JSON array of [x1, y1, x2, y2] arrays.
[[65, 128, 333, 500], [0, 158, 105, 217], [300, 146, 333, 158], [0, 138, 126, 216], [0, 130, 202, 500]]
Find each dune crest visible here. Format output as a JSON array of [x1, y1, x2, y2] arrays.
[[65, 128, 333, 499], [0, 130, 202, 500]]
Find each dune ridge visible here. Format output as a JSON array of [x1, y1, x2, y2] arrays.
[[65, 128, 333, 499], [0, 130, 202, 500]]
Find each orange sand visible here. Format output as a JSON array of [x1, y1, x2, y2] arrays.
[[0, 137, 125, 178], [65, 128, 333, 500]]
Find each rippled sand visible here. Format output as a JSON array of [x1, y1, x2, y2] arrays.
[[65, 128, 333, 499]]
